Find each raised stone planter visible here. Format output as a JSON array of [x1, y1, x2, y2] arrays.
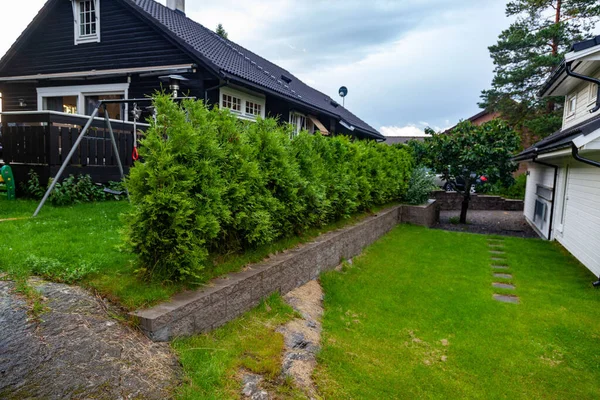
[[401, 199, 439, 227], [132, 201, 439, 341], [431, 191, 524, 211]]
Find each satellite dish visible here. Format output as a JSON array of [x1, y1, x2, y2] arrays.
[[338, 86, 348, 98]]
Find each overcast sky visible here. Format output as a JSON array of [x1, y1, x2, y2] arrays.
[[0, 0, 510, 136]]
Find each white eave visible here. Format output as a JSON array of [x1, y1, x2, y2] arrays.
[[0, 63, 195, 82]]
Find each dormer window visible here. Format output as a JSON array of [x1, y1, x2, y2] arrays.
[[72, 0, 100, 45], [567, 95, 577, 118]]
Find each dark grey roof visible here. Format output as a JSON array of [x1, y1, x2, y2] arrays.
[[514, 113, 600, 161], [128, 0, 382, 139], [571, 35, 600, 53], [539, 35, 600, 97]]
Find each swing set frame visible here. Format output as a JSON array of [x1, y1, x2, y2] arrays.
[[33, 97, 196, 217]]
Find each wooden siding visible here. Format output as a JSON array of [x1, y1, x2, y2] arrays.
[[563, 69, 600, 129], [555, 161, 600, 276], [0, 0, 195, 77]]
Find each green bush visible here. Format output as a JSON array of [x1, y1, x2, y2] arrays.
[[126, 95, 414, 281], [482, 173, 526, 200], [403, 167, 437, 205], [21, 169, 125, 204]]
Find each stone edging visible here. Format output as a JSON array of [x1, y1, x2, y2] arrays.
[[132, 202, 437, 341]]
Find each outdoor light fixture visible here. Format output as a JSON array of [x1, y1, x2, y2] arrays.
[[159, 74, 189, 98], [18, 98, 27, 108]]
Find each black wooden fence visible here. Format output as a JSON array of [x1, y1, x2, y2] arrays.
[[1, 112, 147, 186]]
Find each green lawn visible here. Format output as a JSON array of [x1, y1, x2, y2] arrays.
[[314, 225, 600, 399], [0, 197, 388, 310]]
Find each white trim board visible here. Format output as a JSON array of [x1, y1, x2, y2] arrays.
[[37, 83, 130, 121], [0, 64, 195, 82]]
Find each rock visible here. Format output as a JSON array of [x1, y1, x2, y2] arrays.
[[0, 280, 180, 399]]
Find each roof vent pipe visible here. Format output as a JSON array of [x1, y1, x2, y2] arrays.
[[167, 0, 185, 15]]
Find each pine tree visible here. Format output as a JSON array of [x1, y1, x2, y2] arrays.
[[480, 0, 600, 142], [216, 23, 228, 40]]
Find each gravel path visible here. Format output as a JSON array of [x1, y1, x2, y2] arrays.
[[435, 210, 538, 238], [0, 279, 180, 399]]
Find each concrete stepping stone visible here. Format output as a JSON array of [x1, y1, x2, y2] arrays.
[[492, 282, 515, 290], [491, 265, 509, 270], [491, 257, 507, 262], [494, 273, 512, 279], [490, 250, 506, 255], [493, 294, 519, 304]]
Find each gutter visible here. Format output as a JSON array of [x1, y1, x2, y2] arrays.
[[531, 155, 559, 241], [571, 143, 600, 168]]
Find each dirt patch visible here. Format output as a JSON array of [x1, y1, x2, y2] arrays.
[[277, 280, 324, 399], [435, 210, 537, 238], [0, 279, 180, 399]]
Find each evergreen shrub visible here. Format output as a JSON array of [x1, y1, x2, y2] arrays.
[[126, 95, 413, 281]]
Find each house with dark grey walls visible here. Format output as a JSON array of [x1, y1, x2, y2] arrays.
[[0, 0, 382, 141]]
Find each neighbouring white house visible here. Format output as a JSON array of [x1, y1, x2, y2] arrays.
[[515, 35, 600, 279]]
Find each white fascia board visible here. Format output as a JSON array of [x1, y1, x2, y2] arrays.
[[339, 120, 355, 131], [573, 128, 600, 148], [564, 45, 600, 63], [537, 148, 572, 159], [0, 64, 195, 82]]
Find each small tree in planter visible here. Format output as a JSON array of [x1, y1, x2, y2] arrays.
[[424, 119, 520, 224]]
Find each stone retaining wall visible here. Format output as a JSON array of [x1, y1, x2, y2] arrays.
[[133, 202, 438, 341], [431, 191, 523, 211]]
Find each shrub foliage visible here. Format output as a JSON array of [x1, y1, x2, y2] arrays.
[[126, 95, 413, 281]]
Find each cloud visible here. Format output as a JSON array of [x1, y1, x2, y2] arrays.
[[380, 125, 431, 137]]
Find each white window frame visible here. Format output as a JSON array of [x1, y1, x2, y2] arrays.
[[289, 111, 311, 138], [72, 0, 101, 45], [566, 95, 577, 118], [37, 83, 129, 120], [219, 87, 265, 121], [588, 83, 598, 106]]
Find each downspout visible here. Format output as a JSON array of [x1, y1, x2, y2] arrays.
[[565, 62, 600, 113], [571, 142, 600, 168], [204, 79, 228, 104], [531, 153, 558, 241]]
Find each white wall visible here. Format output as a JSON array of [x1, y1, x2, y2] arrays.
[[553, 161, 600, 277], [563, 70, 600, 129], [524, 162, 556, 238]]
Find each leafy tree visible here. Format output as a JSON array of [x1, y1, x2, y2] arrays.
[[480, 0, 600, 141], [216, 23, 228, 39], [424, 120, 520, 224]]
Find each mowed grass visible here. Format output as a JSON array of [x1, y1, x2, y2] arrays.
[[0, 197, 391, 310], [315, 225, 600, 399]]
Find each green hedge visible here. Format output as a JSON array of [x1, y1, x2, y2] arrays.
[[126, 95, 413, 281]]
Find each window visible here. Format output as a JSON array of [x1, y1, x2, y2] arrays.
[[219, 87, 265, 120], [566, 95, 577, 117], [72, 0, 100, 45], [289, 112, 307, 138], [37, 84, 129, 120], [589, 83, 598, 105], [245, 101, 262, 117], [222, 94, 241, 113]]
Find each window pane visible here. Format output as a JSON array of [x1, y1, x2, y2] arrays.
[[85, 94, 124, 119], [43, 96, 78, 114]]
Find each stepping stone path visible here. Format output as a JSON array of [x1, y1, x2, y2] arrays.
[[487, 239, 521, 304], [493, 282, 515, 290], [493, 294, 520, 304]]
